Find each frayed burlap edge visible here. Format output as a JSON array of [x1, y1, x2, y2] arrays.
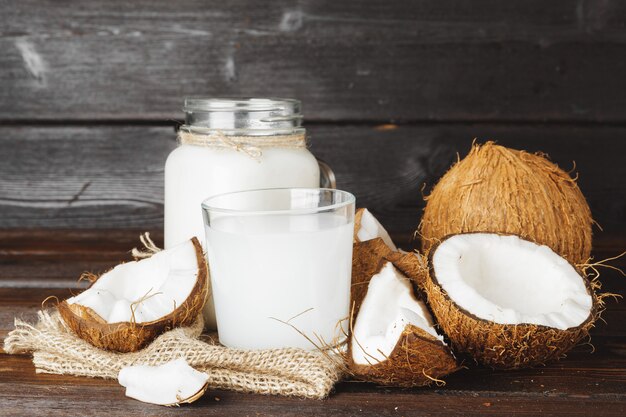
[[4, 310, 343, 399]]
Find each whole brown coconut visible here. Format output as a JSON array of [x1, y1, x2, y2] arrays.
[[419, 141, 593, 265], [58, 237, 208, 353]]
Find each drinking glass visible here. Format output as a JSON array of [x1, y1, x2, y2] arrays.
[[202, 188, 355, 350]]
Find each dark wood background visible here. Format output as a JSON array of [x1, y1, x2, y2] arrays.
[[1, 0, 625, 238]]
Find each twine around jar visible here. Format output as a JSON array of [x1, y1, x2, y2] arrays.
[[178, 129, 307, 161]]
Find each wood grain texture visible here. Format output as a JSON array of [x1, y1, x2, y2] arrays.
[[0, 125, 624, 236], [0, 126, 174, 229], [2, 0, 626, 122], [0, 375, 624, 417]]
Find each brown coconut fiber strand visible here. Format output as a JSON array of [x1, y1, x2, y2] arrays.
[[4, 311, 343, 399], [419, 141, 593, 265]]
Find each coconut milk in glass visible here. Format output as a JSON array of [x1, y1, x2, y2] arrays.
[[202, 188, 355, 350], [164, 98, 334, 329]]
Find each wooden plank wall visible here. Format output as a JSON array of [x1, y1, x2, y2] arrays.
[[1, 1, 625, 238]]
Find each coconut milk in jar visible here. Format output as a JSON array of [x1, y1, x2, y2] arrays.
[[164, 98, 332, 329]]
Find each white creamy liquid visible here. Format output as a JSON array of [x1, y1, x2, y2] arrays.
[[205, 212, 353, 350], [164, 145, 320, 328]]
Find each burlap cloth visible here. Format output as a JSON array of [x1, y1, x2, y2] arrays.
[[4, 310, 344, 399]]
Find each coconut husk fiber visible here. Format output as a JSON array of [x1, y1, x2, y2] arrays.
[[4, 310, 343, 399]]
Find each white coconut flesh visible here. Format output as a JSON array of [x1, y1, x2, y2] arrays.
[[432, 233, 593, 330], [118, 359, 209, 406], [352, 261, 443, 365], [357, 209, 398, 251], [67, 239, 199, 323]]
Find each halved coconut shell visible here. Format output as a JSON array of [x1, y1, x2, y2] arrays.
[[58, 237, 208, 352], [423, 233, 598, 369], [348, 240, 458, 386]]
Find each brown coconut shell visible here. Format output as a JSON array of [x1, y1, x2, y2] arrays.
[[386, 250, 429, 288], [348, 323, 459, 387], [423, 234, 599, 369], [348, 239, 458, 386], [419, 141, 593, 265], [353, 208, 366, 243], [58, 237, 208, 353], [165, 381, 210, 407]]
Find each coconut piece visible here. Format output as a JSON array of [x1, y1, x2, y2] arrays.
[[58, 237, 208, 352], [118, 359, 209, 406], [354, 208, 398, 251], [351, 238, 395, 316], [425, 233, 597, 369], [348, 261, 458, 386], [419, 141, 593, 265], [346, 238, 457, 386]]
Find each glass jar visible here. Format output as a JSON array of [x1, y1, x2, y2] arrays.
[[164, 97, 333, 329]]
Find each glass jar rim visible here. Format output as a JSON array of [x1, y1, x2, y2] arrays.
[[201, 188, 355, 216], [183, 97, 303, 134], [184, 97, 301, 113]]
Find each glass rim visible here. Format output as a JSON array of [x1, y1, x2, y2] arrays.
[[201, 187, 355, 216]]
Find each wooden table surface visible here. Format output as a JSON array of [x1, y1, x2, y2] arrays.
[[0, 230, 624, 417]]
